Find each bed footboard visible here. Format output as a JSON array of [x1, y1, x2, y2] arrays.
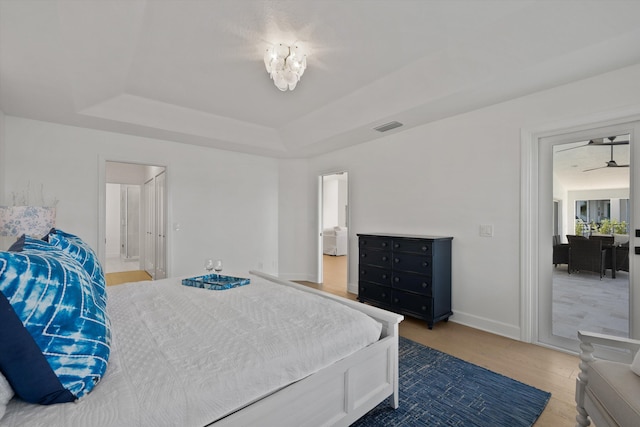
[[212, 335, 398, 427], [210, 271, 404, 426]]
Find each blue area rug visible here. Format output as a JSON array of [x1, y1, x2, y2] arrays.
[[353, 337, 551, 427]]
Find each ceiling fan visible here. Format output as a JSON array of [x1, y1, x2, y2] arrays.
[[557, 135, 629, 152], [583, 144, 630, 172]]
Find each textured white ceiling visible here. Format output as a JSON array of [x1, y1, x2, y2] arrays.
[[2, 0, 640, 158], [554, 137, 630, 192]]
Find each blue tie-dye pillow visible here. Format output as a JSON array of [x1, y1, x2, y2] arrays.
[[47, 229, 106, 300], [9, 234, 107, 311], [0, 249, 111, 404]]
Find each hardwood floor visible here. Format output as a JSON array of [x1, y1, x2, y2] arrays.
[[105, 270, 152, 286], [299, 255, 579, 427]]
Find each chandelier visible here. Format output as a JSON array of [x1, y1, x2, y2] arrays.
[[263, 43, 307, 91]]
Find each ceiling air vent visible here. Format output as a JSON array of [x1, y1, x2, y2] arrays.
[[373, 121, 403, 133]]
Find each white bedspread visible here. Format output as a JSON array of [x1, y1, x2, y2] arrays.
[[1, 274, 382, 426]]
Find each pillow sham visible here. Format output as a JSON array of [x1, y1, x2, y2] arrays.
[[0, 249, 111, 404], [47, 229, 106, 299]]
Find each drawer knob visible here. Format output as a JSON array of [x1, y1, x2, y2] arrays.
[[382, 274, 387, 279], [361, 253, 367, 258], [381, 293, 387, 298], [422, 282, 428, 288], [382, 256, 388, 261], [394, 277, 400, 282], [421, 306, 427, 311], [361, 270, 366, 275], [394, 243, 400, 248], [393, 298, 399, 303], [381, 242, 387, 247], [394, 258, 400, 263], [422, 262, 428, 267]]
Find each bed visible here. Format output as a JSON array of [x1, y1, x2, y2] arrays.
[[323, 226, 348, 256], [0, 231, 403, 427]]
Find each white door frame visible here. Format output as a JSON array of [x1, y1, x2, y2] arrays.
[[98, 158, 169, 277], [317, 170, 350, 288], [521, 107, 640, 347]]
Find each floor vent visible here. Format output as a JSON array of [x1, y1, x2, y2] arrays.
[[373, 121, 403, 132]]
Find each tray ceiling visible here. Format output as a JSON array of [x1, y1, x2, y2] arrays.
[[2, 0, 640, 158]]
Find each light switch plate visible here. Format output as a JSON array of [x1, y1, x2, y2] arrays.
[[480, 224, 493, 237]]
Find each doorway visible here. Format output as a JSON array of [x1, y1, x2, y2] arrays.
[[536, 123, 636, 353], [104, 161, 167, 280], [319, 172, 349, 295]]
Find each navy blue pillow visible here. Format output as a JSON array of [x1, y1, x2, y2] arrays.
[[7, 234, 25, 252], [0, 249, 111, 404], [8, 234, 52, 253]]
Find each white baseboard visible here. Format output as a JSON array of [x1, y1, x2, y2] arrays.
[[347, 282, 358, 295], [277, 272, 317, 283], [449, 310, 521, 341]]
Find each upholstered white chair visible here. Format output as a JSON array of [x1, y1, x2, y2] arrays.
[[576, 331, 640, 427]]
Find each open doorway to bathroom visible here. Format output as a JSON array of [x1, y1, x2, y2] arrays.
[[320, 172, 349, 296], [104, 161, 166, 285]]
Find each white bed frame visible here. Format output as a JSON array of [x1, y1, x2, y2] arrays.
[[212, 271, 404, 427]]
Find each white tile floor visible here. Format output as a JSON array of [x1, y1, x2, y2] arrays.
[[553, 265, 629, 340], [105, 256, 141, 273]]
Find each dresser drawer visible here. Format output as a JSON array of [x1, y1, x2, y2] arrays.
[[392, 253, 432, 274], [392, 291, 433, 318], [359, 236, 392, 250], [359, 249, 392, 267], [359, 265, 392, 286], [392, 239, 432, 255], [358, 282, 392, 305], [392, 271, 432, 295]]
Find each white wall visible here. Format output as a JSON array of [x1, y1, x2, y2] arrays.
[[4, 64, 640, 342], [3, 117, 279, 277], [323, 174, 348, 229], [278, 63, 640, 340], [278, 159, 310, 281]]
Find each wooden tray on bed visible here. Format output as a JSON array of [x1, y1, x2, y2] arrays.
[[181, 273, 250, 290]]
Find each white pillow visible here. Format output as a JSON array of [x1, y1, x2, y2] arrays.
[[0, 371, 14, 420], [631, 349, 640, 376]]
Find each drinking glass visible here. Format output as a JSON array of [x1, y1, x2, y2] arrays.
[[214, 259, 223, 276], [204, 258, 214, 275]]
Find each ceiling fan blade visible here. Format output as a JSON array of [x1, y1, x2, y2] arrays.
[[557, 137, 629, 153], [583, 165, 607, 172], [557, 142, 590, 152]]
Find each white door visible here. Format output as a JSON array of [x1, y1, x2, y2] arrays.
[[121, 185, 140, 260], [144, 177, 155, 277], [155, 171, 167, 279]]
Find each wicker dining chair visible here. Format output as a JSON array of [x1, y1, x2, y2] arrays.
[[552, 235, 569, 267], [568, 238, 607, 279]]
